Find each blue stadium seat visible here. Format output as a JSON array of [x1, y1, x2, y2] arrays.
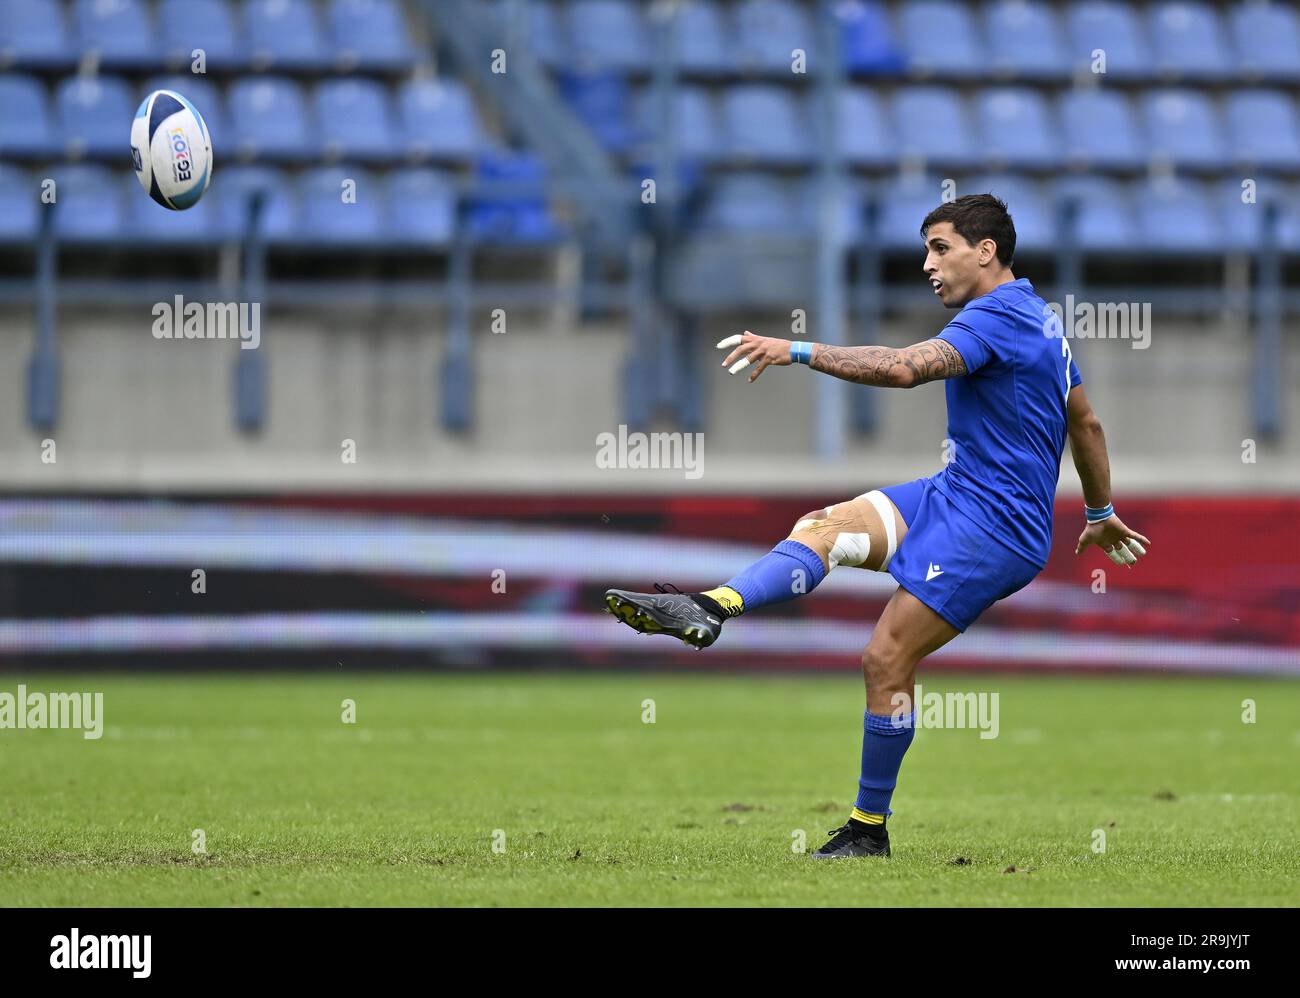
[[837, 1, 905, 76], [1052, 176, 1140, 250], [1066, 1, 1152, 79], [975, 88, 1061, 170], [557, 71, 640, 153], [892, 87, 979, 168], [873, 174, 945, 249], [329, 0, 416, 72], [386, 168, 457, 246], [0, 75, 59, 158], [230, 77, 316, 162], [126, 171, 220, 244], [836, 87, 894, 168], [517, 1, 567, 68], [398, 78, 482, 162], [733, 0, 816, 74], [315, 78, 400, 162], [158, 0, 242, 70], [245, 0, 330, 71], [791, 176, 863, 242], [1147, 2, 1232, 81], [1225, 91, 1300, 173], [466, 151, 566, 244], [1135, 177, 1220, 252], [299, 166, 387, 246], [0, 164, 38, 241], [1059, 88, 1144, 170], [960, 175, 1053, 253], [1218, 177, 1300, 251], [636, 85, 723, 162], [984, 0, 1069, 80], [672, 2, 732, 76], [142, 75, 228, 158], [1231, 3, 1300, 83], [898, 0, 985, 78], [723, 85, 813, 166], [50, 164, 124, 242], [0, 0, 76, 71], [1142, 89, 1227, 171], [75, 0, 159, 69], [57, 75, 135, 159], [568, 1, 651, 73], [702, 174, 806, 233], [216, 165, 299, 242]]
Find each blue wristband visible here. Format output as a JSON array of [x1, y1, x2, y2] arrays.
[[790, 341, 813, 365], [1085, 503, 1114, 523]]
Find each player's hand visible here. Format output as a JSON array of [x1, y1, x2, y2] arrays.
[[717, 331, 793, 382], [1075, 515, 1150, 568]]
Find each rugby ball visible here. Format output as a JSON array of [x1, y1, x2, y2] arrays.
[[130, 89, 212, 210]]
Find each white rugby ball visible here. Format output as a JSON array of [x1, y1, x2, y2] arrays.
[[130, 89, 212, 210]]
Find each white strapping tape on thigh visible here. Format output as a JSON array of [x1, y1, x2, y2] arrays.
[[859, 490, 898, 568]]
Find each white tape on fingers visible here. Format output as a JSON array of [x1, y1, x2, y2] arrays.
[[1118, 544, 1138, 565], [1106, 547, 1125, 566], [728, 356, 751, 375], [1126, 539, 1147, 557], [716, 334, 743, 349]]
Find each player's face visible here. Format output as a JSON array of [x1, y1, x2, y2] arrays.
[[922, 222, 979, 309]]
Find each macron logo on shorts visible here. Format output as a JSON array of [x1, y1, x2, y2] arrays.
[[926, 562, 944, 581]]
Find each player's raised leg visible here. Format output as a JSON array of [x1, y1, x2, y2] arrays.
[[604, 491, 908, 648], [812, 587, 960, 859]]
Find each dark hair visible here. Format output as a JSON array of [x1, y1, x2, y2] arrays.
[[920, 193, 1016, 267]]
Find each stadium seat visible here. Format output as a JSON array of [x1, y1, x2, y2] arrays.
[[0, 75, 60, 158], [329, 0, 416, 72], [836, 87, 894, 168], [516, 0, 567, 68], [56, 75, 135, 159], [975, 88, 1062, 170], [1052, 176, 1140, 251], [1135, 177, 1220, 252], [1218, 177, 1300, 252], [315, 79, 400, 163], [299, 166, 387, 246], [671, 1, 733, 76], [1142, 89, 1228, 171], [733, 0, 816, 75], [1231, 3, 1300, 82], [892, 87, 979, 169], [1066, 1, 1152, 79], [984, 0, 1070, 80], [723, 85, 814, 166], [158, 0, 242, 71], [50, 164, 124, 242], [898, 0, 985, 78], [1147, 2, 1232, 81], [398, 78, 482, 162], [961, 174, 1053, 253], [557, 71, 640, 154], [386, 169, 457, 246], [229, 77, 316, 162], [701, 174, 807, 233], [568, 1, 652, 73], [142, 75, 229, 158], [868, 174, 946, 249], [465, 151, 566, 244], [837, 1, 906, 76], [1059, 88, 1144, 171], [245, 0, 330, 72], [0, 164, 38, 242], [1225, 91, 1300, 173], [636, 85, 724, 163], [75, 0, 159, 70], [216, 165, 299, 242], [126, 172, 220, 244], [0, 0, 76, 71]]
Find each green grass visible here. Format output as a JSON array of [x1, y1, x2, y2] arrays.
[[0, 672, 1296, 906]]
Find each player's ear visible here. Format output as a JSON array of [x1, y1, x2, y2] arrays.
[[979, 238, 997, 266]]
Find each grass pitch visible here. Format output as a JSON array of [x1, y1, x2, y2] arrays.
[[0, 671, 1296, 907]]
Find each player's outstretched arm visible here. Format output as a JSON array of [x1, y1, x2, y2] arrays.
[[717, 331, 965, 387], [1066, 383, 1151, 568]]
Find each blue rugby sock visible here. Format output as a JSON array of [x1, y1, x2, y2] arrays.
[[722, 540, 826, 612], [854, 709, 917, 818]]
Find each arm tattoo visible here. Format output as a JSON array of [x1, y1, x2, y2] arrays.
[[809, 338, 967, 388]]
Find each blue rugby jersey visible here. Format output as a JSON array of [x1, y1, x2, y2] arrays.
[[933, 278, 1081, 568]]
